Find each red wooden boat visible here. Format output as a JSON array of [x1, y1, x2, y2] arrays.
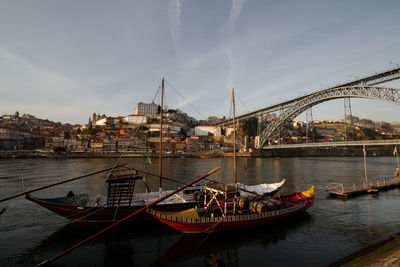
[[24, 173, 286, 223], [148, 186, 314, 233], [149, 89, 314, 233], [25, 192, 198, 223], [25, 166, 201, 222]]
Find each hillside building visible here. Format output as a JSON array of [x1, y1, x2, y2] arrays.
[[134, 102, 158, 117], [194, 125, 221, 136], [125, 114, 148, 124]]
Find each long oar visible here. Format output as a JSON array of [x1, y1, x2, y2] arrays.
[[0, 163, 127, 203], [136, 167, 217, 185], [36, 166, 221, 266]]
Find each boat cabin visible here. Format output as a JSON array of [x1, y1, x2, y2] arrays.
[[105, 167, 143, 206], [203, 180, 238, 216]]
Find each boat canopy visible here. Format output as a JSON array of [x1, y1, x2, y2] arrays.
[[237, 179, 286, 196]]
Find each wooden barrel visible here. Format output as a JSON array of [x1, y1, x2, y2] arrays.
[[193, 191, 201, 201], [237, 197, 249, 209], [263, 199, 283, 211], [249, 201, 267, 214], [255, 202, 267, 213], [249, 201, 258, 213]]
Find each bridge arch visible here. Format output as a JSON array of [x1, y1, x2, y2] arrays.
[[257, 86, 400, 148]]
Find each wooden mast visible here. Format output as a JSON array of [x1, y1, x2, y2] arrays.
[[232, 88, 237, 185], [159, 78, 165, 192], [363, 145, 368, 186]]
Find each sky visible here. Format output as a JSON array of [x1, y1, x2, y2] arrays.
[[1, 0, 400, 125]]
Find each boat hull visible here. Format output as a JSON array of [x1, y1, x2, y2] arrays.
[[25, 194, 197, 223], [148, 191, 314, 233]]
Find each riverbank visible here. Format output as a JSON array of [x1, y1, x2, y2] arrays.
[[330, 233, 400, 266], [0, 150, 261, 159], [0, 146, 397, 159]]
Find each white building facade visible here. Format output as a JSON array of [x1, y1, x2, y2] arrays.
[[194, 126, 221, 136], [134, 102, 158, 117], [125, 114, 148, 124], [94, 118, 107, 126], [149, 123, 181, 134]]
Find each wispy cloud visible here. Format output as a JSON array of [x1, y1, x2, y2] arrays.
[[0, 46, 36, 72], [1, 1, 400, 123], [168, 0, 182, 55], [0, 46, 98, 123], [224, 0, 247, 91], [0, 46, 84, 93], [227, 0, 245, 33]]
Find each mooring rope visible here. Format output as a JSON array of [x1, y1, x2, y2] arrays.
[[196, 221, 220, 248]]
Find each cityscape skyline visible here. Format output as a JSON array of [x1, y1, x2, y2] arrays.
[[1, 1, 400, 124]]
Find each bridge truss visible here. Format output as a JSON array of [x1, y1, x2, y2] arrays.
[[258, 86, 400, 148], [215, 67, 400, 149]]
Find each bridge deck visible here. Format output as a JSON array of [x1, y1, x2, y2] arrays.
[[326, 177, 400, 198], [263, 139, 400, 149]]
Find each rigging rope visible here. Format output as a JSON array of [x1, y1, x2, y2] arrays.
[[151, 85, 161, 104], [235, 90, 250, 114], [71, 206, 108, 222], [165, 80, 206, 119], [196, 221, 220, 248]]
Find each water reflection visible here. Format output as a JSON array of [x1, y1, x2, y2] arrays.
[[152, 213, 312, 266], [2, 157, 400, 266], [17, 221, 176, 266]]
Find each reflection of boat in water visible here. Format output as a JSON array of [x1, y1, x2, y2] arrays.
[[149, 89, 314, 233], [151, 213, 312, 266], [15, 209, 311, 266], [16, 221, 178, 266]]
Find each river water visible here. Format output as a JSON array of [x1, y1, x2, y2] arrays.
[[1, 157, 400, 266]]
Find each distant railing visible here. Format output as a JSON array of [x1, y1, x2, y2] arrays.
[[263, 139, 400, 149]]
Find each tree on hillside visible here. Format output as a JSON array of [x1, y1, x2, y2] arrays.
[[360, 119, 373, 127], [380, 122, 393, 133], [347, 115, 359, 124]]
